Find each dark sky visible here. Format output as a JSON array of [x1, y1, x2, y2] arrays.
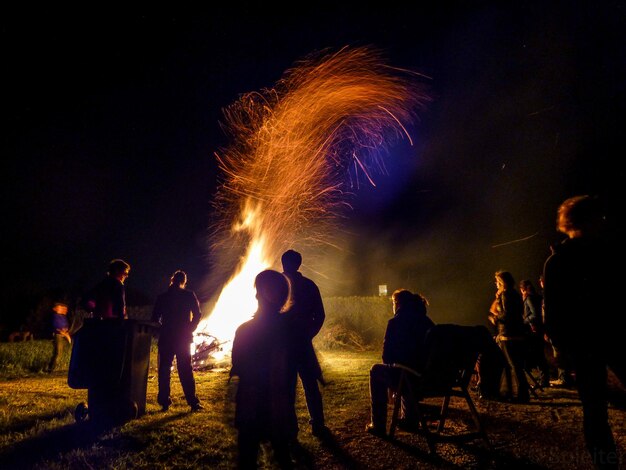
[[3, 3, 625, 327]]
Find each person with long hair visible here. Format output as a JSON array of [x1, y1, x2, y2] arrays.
[[488, 270, 530, 403], [230, 270, 299, 469]]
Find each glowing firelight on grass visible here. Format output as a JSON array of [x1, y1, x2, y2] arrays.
[[194, 46, 431, 360]]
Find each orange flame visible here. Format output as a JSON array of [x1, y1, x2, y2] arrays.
[[197, 46, 431, 356], [196, 204, 271, 356]]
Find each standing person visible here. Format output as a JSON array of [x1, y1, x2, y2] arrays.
[[84, 259, 131, 320], [47, 301, 71, 373], [280, 249, 328, 437], [488, 270, 531, 403], [366, 289, 435, 436], [519, 279, 551, 388], [151, 270, 203, 412], [538, 274, 574, 387], [230, 269, 298, 470], [543, 195, 625, 469], [75, 259, 131, 426]]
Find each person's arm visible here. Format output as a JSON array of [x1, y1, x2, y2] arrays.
[[60, 328, 71, 343], [526, 297, 540, 332], [113, 282, 127, 319], [230, 325, 245, 379], [491, 294, 506, 323], [543, 255, 565, 345], [499, 291, 520, 324], [382, 319, 397, 364], [190, 291, 202, 331], [310, 284, 325, 337], [151, 296, 164, 330], [488, 298, 499, 325]]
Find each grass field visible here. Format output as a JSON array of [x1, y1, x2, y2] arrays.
[[1, 295, 625, 470], [1, 345, 625, 469], [0, 348, 378, 469]]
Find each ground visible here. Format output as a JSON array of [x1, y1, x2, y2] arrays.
[[0, 349, 624, 469]]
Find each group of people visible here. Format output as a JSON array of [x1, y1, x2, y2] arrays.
[[46, 258, 131, 373], [57, 250, 328, 469], [362, 195, 624, 470], [47, 194, 623, 469], [229, 249, 329, 469]]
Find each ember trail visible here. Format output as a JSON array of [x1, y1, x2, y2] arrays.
[[193, 46, 431, 368]]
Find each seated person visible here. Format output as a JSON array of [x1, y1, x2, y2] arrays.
[[366, 289, 435, 436]]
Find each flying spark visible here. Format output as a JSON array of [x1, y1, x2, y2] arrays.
[[197, 46, 431, 353]]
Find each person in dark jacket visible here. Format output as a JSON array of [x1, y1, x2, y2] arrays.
[[366, 289, 435, 436], [538, 274, 574, 387], [519, 279, 551, 388], [152, 270, 203, 412], [488, 270, 530, 402], [230, 269, 298, 469], [84, 259, 130, 320], [281, 249, 328, 437], [543, 195, 625, 469]]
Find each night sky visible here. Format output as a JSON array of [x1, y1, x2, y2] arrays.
[[3, 3, 625, 328]]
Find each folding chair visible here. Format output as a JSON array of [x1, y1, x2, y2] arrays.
[[388, 324, 492, 454]]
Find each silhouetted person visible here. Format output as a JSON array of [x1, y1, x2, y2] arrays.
[[281, 249, 328, 437], [47, 301, 71, 373], [151, 270, 203, 412], [366, 289, 435, 436], [488, 270, 530, 402], [474, 323, 508, 400], [230, 269, 298, 470], [77, 259, 131, 426], [539, 274, 574, 387], [543, 195, 625, 469], [83, 259, 130, 320], [519, 279, 551, 388]]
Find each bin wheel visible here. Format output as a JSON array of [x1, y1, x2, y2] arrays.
[[74, 402, 89, 422]]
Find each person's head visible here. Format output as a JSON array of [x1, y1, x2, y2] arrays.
[[52, 302, 68, 315], [254, 269, 289, 312], [556, 195, 604, 239], [391, 289, 413, 314], [495, 270, 515, 291], [170, 270, 187, 288], [519, 279, 536, 297], [281, 249, 302, 274], [108, 259, 130, 283]]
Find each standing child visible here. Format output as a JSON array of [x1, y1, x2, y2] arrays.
[[230, 269, 298, 469]]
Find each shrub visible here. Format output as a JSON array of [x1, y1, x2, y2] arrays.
[[315, 296, 391, 350], [0, 340, 61, 375]]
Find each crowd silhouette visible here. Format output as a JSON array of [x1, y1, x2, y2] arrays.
[[37, 195, 624, 469]]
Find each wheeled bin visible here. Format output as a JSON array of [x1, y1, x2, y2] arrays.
[[68, 318, 154, 425]]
